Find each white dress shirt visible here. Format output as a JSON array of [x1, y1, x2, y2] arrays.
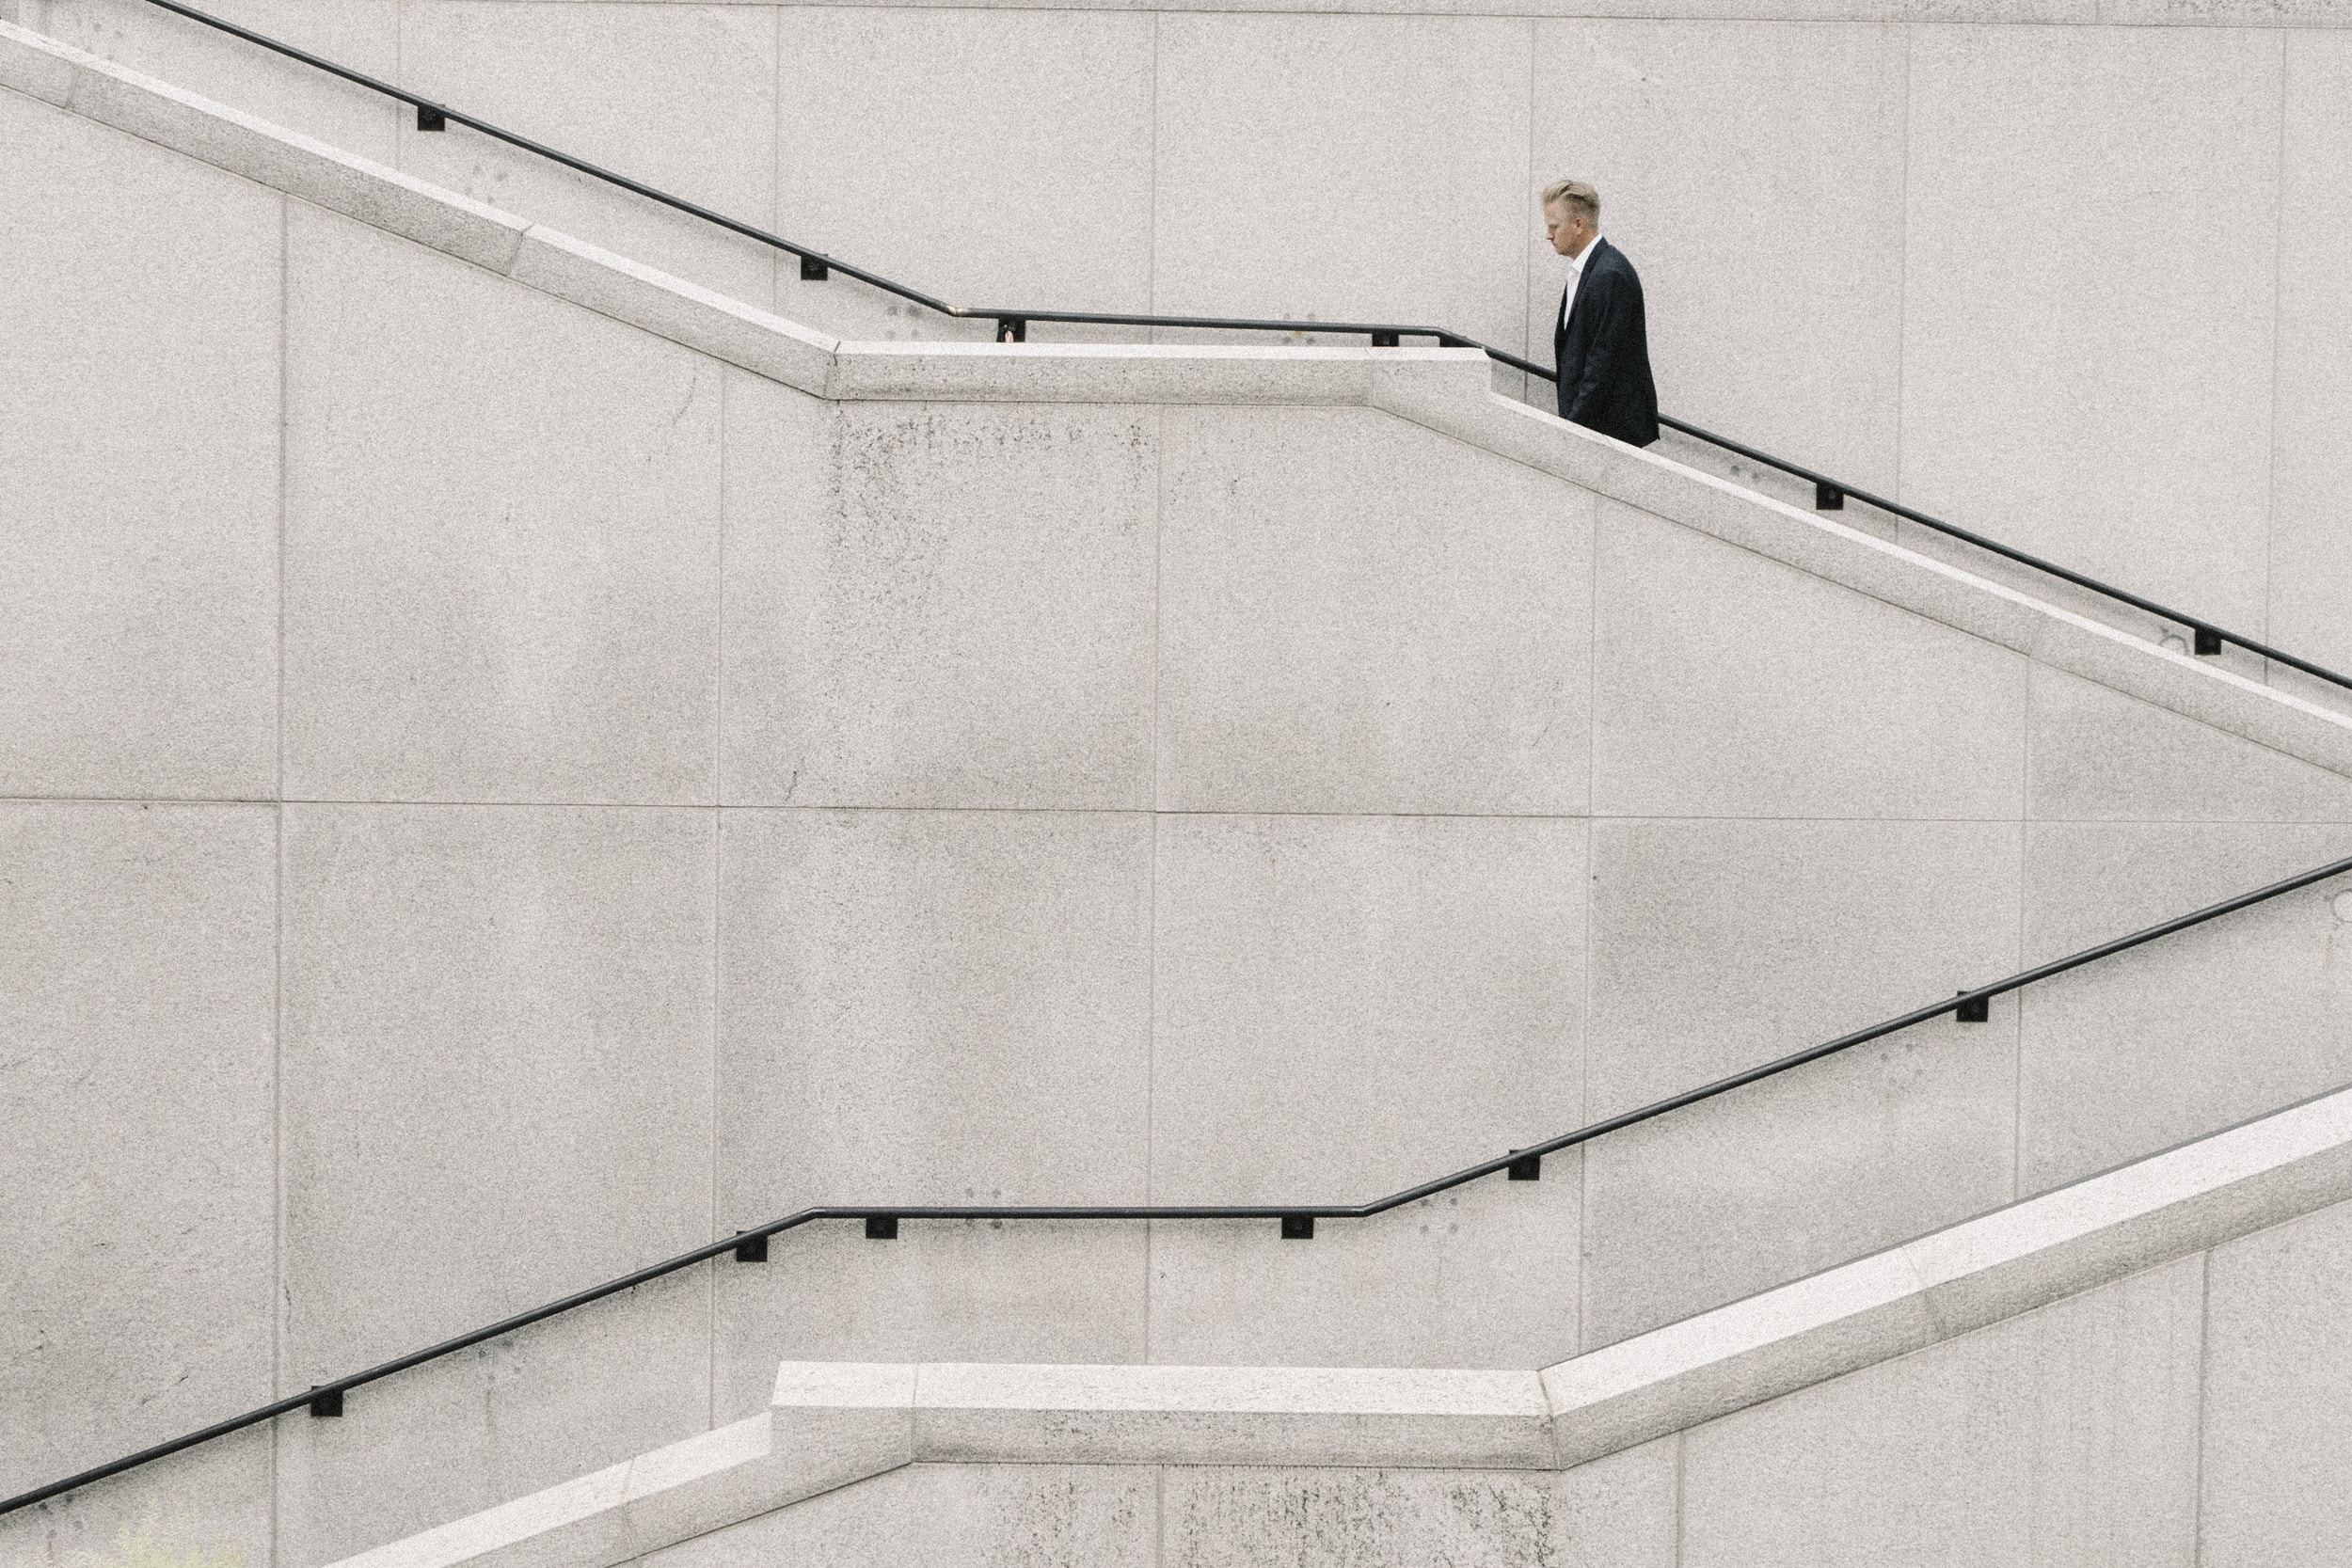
[[1560, 235, 1602, 330]]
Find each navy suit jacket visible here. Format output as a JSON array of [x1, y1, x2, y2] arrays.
[[1553, 238, 1660, 448]]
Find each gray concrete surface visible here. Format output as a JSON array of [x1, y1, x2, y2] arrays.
[[17, 0, 2349, 673], [306, 1085, 2352, 1562], [8, 25, 2352, 1567]]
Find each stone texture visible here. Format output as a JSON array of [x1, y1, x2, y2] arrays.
[[1151, 13, 1531, 352], [644, 1462, 1156, 1568], [711, 807, 1152, 1395], [1579, 816, 2022, 1345], [0, 87, 278, 800], [910, 1364, 1551, 1469], [1144, 1175, 1581, 1371], [276, 802, 715, 1562], [398, 0, 780, 308], [2016, 821, 2352, 1193], [1591, 501, 2029, 819], [1158, 405, 1591, 816], [1160, 1439, 1679, 1568], [2026, 664, 2352, 823], [0, 1434, 274, 1568], [0, 805, 275, 1513], [771, 7, 1153, 342], [722, 376, 1159, 811], [1144, 813, 1583, 1368], [2199, 1196, 2352, 1568], [275, 1279, 713, 1567], [1530, 19, 1908, 493], [1679, 1256, 2205, 1567], [1151, 813, 1583, 1204], [1900, 24, 2283, 634], [282, 203, 722, 805], [38, 0, 400, 165], [1556, 1083, 2352, 1467], [2265, 33, 2352, 681]]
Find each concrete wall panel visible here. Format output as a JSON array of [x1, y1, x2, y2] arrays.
[[274, 1274, 710, 1567], [1159, 1440, 1678, 1568], [2026, 664, 2352, 823], [1145, 1177, 1579, 1370], [40, 0, 400, 164], [1900, 24, 2282, 631], [647, 1462, 1159, 1568], [723, 379, 1159, 811], [399, 1, 780, 308], [0, 1439, 273, 1568], [1151, 14, 1531, 350], [709, 1225, 1151, 1423], [2265, 32, 2352, 676], [1158, 406, 1591, 816], [1592, 502, 2029, 819], [1578, 816, 2021, 1345], [1680, 1255, 2204, 1567], [2199, 1196, 2352, 1567], [1530, 20, 1909, 492], [771, 7, 1154, 342], [0, 90, 278, 800], [2016, 821, 2352, 1192], [1151, 813, 1583, 1204], [0, 805, 276, 1517], [1142, 813, 1581, 1367], [713, 807, 1153, 1375], [275, 803, 715, 1560], [283, 205, 722, 805]]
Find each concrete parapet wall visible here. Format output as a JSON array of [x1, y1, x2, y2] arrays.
[[6, 25, 2352, 1568], [308, 1086, 2352, 1565], [13, 0, 2352, 675]]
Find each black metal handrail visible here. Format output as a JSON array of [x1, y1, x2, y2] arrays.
[[8, 848, 2351, 1514], [113, 0, 2352, 698], [13, 0, 2352, 1517]]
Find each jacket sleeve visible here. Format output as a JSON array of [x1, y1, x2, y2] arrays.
[[1565, 266, 1640, 425]]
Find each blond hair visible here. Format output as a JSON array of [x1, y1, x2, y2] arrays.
[[1541, 179, 1599, 225]]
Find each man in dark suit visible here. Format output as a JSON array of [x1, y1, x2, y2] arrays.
[[1544, 180, 1659, 448]]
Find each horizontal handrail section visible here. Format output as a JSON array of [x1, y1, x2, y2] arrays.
[[116, 0, 2352, 699], [8, 849, 2351, 1514]]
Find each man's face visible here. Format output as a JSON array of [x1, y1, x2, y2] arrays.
[[1544, 200, 1591, 258]]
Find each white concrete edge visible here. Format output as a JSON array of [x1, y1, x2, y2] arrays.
[[327, 1080, 2352, 1563], [1364, 380, 2352, 780], [319, 1405, 912, 1568], [1538, 1077, 2352, 1467], [8, 16, 2351, 782]]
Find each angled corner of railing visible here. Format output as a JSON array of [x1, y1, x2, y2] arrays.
[[107, 0, 2352, 706], [15, 0, 2352, 1519], [11, 848, 2352, 1516]]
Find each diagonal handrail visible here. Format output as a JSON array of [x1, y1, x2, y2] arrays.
[[104, 0, 2352, 700], [8, 848, 2351, 1514]]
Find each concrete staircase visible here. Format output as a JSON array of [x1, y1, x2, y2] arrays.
[[8, 20, 2352, 1568], [343, 1084, 2352, 1566]]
